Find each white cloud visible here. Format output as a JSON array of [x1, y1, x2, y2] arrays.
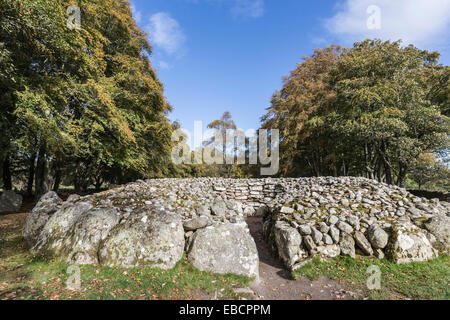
[[146, 12, 186, 55], [187, 0, 265, 18], [130, 2, 142, 24], [325, 0, 450, 46], [158, 61, 171, 70], [231, 0, 265, 18]]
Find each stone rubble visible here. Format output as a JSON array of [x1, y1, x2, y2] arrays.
[[22, 177, 449, 277], [262, 177, 449, 269]]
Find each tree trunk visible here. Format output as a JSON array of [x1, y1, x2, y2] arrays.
[[396, 164, 408, 188], [35, 145, 49, 198], [384, 161, 393, 185], [2, 153, 12, 190], [26, 153, 37, 196], [94, 176, 103, 192], [53, 168, 62, 192]]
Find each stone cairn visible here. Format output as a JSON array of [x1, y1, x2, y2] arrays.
[[22, 177, 449, 278]]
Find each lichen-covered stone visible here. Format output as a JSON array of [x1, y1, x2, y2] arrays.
[[32, 202, 93, 255], [188, 223, 259, 278], [273, 221, 306, 269], [183, 216, 212, 231], [316, 244, 340, 258], [354, 231, 373, 256], [61, 207, 121, 265], [336, 221, 354, 235], [339, 233, 356, 259], [22, 191, 62, 247], [424, 215, 450, 253], [386, 222, 438, 264], [211, 198, 227, 217], [366, 225, 389, 249], [98, 208, 184, 269]]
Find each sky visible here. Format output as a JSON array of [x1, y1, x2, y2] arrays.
[[130, 0, 450, 135]]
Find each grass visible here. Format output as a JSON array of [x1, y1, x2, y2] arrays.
[[2, 210, 449, 301], [293, 255, 450, 300], [0, 213, 251, 300]]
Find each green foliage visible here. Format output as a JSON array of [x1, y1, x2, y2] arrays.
[[0, 0, 174, 193], [261, 40, 449, 186], [409, 153, 450, 190]]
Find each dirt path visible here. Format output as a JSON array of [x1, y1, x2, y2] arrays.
[[246, 217, 362, 300]]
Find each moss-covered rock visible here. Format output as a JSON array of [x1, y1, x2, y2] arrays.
[[60, 207, 121, 265], [98, 208, 184, 269], [386, 222, 438, 264]]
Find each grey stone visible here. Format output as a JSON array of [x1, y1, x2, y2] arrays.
[[310, 227, 323, 244], [66, 194, 81, 202], [339, 233, 356, 259], [323, 234, 333, 245], [424, 215, 450, 253], [303, 235, 316, 252], [0, 190, 23, 213], [273, 222, 307, 269], [386, 222, 438, 264], [211, 198, 227, 217], [316, 244, 340, 258], [188, 223, 259, 278], [354, 231, 373, 256], [183, 216, 212, 231], [22, 191, 62, 247], [336, 221, 354, 234], [319, 222, 330, 234], [99, 208, 184, 269], [32, 202, 93, 255], [329, 225, 340, 243], [299, 225, 312, 236], [61, 207, 121, 265], [280, 206, 294, 214], [367, 225, 389, 249]]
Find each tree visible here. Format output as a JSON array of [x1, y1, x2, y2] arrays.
[[0, 0, 174, 195], [332, 40, 448, 187], [261, 40, 449, 186], [206, 112, 240, 178], [261, 45, 345, 177]]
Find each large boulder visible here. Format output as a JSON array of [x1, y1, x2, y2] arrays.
[[31, 202, 93, 255], [188, 223, 259, 278], [98, 208, 184, 269], [0, 190, 23, 213], [386, 222, 438, 264], [60, 207, 121, 265], [273, 221, 306, 269], [22, 192, 62, 247], [424, 215, 450, 253]]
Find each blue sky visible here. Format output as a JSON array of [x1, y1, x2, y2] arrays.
[[130, 0, 450, 134]]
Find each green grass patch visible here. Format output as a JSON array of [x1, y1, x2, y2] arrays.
[[0, 215, 251, 300], [293, 255, 450, 300]]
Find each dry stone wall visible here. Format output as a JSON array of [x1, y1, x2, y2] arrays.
[[22, 177, 449, 278]]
